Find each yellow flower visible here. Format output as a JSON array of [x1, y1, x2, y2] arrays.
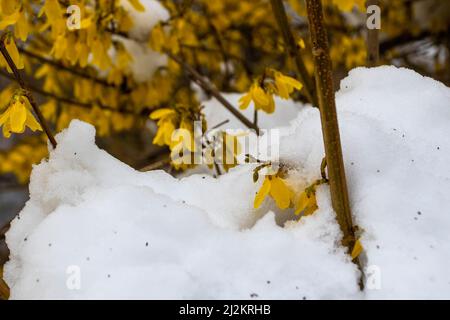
[[15, 9, 30, 41], [0, 35, 24, 73], [148, 24, 166, 52], [333, 0, 365, 12], [295, 189, 318, 216], [351, 239, 363, 260], [0, 0, 21, 16], [150, 108, 177, 146], [239, 83, 275, 113], [0, 95, 42, 138], [274, 72, 303, 99], [254, 175, 294, 210]]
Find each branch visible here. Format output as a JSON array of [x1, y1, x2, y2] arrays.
[[379, 28, 449, 54], [19, 47, 125, 90], [0, 34, 57, 148], [166, 51, 260, 134], [305, 0, 356, 257], [0, 70, 150, 117], [270, 0, 317, 107], [139, 156, 171, 172]]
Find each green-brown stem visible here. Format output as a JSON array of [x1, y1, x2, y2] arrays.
[[305, 0, 356, 253]]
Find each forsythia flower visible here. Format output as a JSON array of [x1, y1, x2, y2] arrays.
[[0, 34, 24, 73], [351, 239, 363, 260], [0, 0, 21, 16], [295, 188, 318, 216], [274, 72, 303, 99], [239, 70, 303, 113], [239, 83, 275, 113], [254, 174, 294, 210], [150, 108, 177, 146], [0, 94, 42, 138], [332, 0, 365, 12]]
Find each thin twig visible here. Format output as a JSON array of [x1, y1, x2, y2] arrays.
[[166, 51, 260, 134], [270, 0, 317, 106], [19, 47, 124, 90], [0, 69, 149, 117], [0, 34, 57, 148], [210, 119, 230, 130], [139, 156, 171, 172]]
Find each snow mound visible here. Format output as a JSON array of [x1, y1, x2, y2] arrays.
[[5, 66, 450, 299], [4, 121, 359, 299]]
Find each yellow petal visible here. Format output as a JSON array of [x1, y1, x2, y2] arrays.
[[128, 0, 145, 12], [0, 10, 20, 29], [263, 93, 275, 114], [304, 193, 318, 216], [351, 239, 363, 260], [295, 191, 309, 215], [15, 10, 30, 41], [1, 0, 20, 16], [295, 189, 318, 216], [254, 177, 271, 209], [0, 108, 10, 126], [269, 177, 292, 209], [275, 77, 290, 99], [251, 84, 269, 107], [25, 109, 42, 132], [10, 100, 26, 132], [5, 37, 23, 71], [43, 0, 62, 21], [2, 121, 11, 138], [238, 92, 252, 110], [279, 74, 303, 91], [150, 108, 175, 120], [297, 38, 305, 49]]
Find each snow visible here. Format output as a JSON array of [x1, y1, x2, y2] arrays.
[[120, 0, 169, 41], [5, 66, 450, 299], [116, 0, 170, 83]]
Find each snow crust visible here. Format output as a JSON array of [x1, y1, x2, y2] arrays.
[[5, 66, 450, 299]]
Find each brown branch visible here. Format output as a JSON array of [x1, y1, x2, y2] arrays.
[[0, 69, 147, 117], [305, 0, 356, 255], [0, 34, 57, 148], [166, 51, 260, 134], [139, 156, 171, 172], [19, 47, 123, 90], [379, 28, 449, 54], [0, 266, 9, 300], [270, 0, 317, 107]]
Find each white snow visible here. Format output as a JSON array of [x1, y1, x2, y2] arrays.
[[120, 0, 169, 41], [116, 0, 170, 83], [5, 66, 450, 299]]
